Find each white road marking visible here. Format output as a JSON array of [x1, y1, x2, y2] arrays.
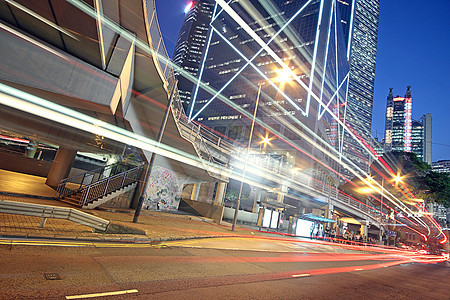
[[65, 289, 138, 299], [292, 274, 310, 277]]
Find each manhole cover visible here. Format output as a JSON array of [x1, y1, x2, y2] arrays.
[[44, 273, 61, 280]]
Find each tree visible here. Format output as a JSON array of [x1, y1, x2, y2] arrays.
[[381, 152, 450, 208], [422, 171, 450, 208]]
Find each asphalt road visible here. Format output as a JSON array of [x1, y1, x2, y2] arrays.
[[0, 237, 448, 299]]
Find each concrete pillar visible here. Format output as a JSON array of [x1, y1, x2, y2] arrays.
[[191, 183, 202, 201], [46, 147, 77, 188], [277, 185, 287, 203], [214, 182, 227, 206], [361, 224, 368, 238], [325, 203, 334, 219], [252, 188, 262, 213], [26, 141, 37, 158]]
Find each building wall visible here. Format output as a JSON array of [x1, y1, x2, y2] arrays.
[[432, 160, 450, 173], [143, 165, 184, 211], [422, 113, 432, 164], [339, 0, 380, 176], [187, 0, 349, 182], [173, 0, 215, 110]]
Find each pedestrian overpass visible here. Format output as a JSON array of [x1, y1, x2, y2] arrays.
[[0, 0, 383, 230]]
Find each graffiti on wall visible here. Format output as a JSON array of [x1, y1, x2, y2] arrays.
[[144, 166, 182, 211]]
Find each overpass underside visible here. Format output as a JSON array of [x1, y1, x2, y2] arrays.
[[0, 0, 224, 196]]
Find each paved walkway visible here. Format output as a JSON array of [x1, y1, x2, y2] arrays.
[[0, 170, 277, 243], [0, 194, 271, 243], [0, 169, 55, 198]]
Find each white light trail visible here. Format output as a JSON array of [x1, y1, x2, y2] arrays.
[[16, 0, 436, 236], [190, 0, 314, 120]]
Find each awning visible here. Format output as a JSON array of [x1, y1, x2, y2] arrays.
[[340, 217, 362, 225], [260, 199, 296, 209], [299, 213, 336, 223]]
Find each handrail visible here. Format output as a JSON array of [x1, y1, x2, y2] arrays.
[[56, 162, 136, 200], [79, 164, 143, 207], [0, 200, 110, 231]]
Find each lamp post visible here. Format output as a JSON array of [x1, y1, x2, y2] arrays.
[[133, 80, 178, 223], [232, 70, 292, 231], [379, 177, 384, 245], [232, 81, 263, 231]]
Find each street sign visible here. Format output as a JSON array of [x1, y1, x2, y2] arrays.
[[388, 230, 396, 236]]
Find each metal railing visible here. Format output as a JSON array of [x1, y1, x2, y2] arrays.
[[306, 177, 380, 221], [56, 162, 136, 200], [79, 164, 143, 207], [0, 200, 110, 231], [170, 89, 233, 180]]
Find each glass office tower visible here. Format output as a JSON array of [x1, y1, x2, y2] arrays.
[[384, 86, 413, 153], [188, 0, 351, 178], [337, 0, 380, 175], [172, 0, 215, 110]]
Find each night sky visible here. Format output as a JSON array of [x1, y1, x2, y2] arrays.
[[155, 0, 450, 162]]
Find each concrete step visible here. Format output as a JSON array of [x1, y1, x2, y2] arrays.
[[83, 182, 137, 209], [59, 198, 81, 207]]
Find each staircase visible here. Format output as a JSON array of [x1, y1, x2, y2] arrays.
[[57, 162, 144, 209], [170, 88, 232, 181]]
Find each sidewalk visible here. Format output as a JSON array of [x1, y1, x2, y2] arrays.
[[0, 194, 270, 243]]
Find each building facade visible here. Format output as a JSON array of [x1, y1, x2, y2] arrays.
[[187, 0, 351, 181], [384, 87, 432, 164], [411, 113, 432, 164], [384, 86, 413, 153], [337, 0, 380, 176], [172, 0, 215, 110], [432, 160, 450, 174]]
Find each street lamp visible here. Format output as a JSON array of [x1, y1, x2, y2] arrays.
[[231, 70, 292, 231], [393, 175, 403, 185], [258, 134, 273, 153]]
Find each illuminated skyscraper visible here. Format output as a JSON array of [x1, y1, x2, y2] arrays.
[[384, 87, 432, 164], [337, 0, 380, 175], [384, 86, 413, 153], [188, 0, 351, 180], [172, 0, 215, 110], [411, 113, 432, 164]]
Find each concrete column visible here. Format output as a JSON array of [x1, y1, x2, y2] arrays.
[[277, 185, 287, 203], [325, 203, 334, 219], [214, 182, 227, 206], [361, 224, 368, 238], [191, 183, 202, 201], [26, 140, 37, 158], [252, 188, 262, 213], [46, 147, 77, 188]]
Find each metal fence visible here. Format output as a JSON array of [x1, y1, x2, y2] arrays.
[[0, 200, 110, 231], [79, 164, 143, 207], [56, 162, 137, 200]]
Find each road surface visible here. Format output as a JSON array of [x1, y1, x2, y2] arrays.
[[0, 236, 448, 299]]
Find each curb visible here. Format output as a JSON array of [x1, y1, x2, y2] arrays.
[[0, 192, 55, 200], [0, 233, 246, 244]]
